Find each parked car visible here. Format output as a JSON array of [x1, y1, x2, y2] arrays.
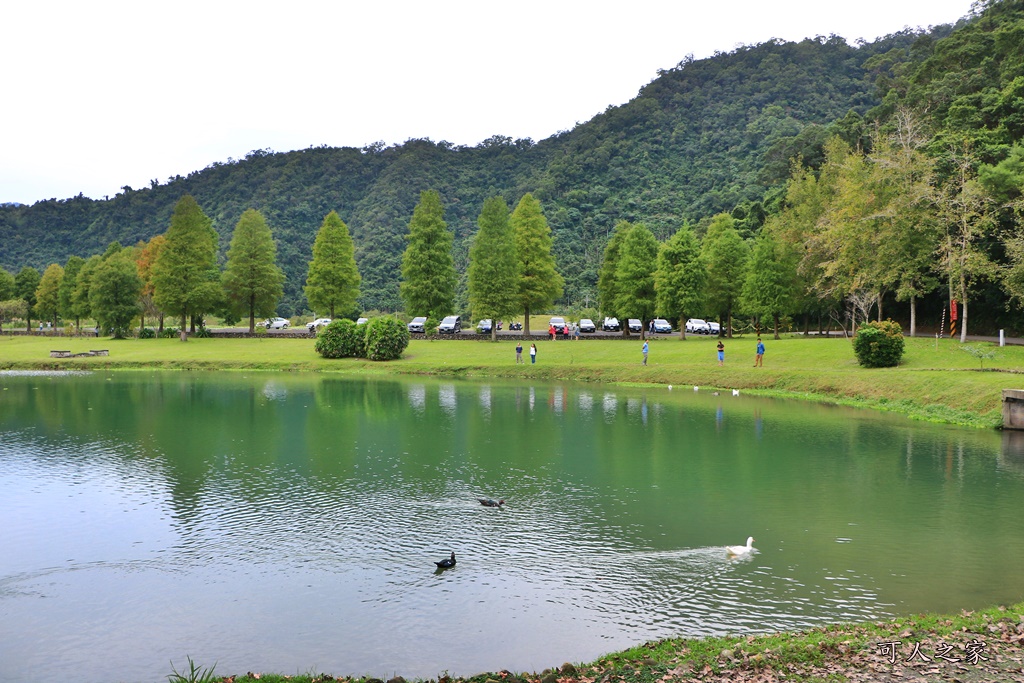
[[263, 317, 290, 329], [685, 318, 710, 334], [438, 315, 461, 333], [407, 316, 428, 333], [652, 318, 672, 333], [548, 316, 568, 334], [602, 317, 620, 331], [356, 317, 368, 325], [477, 319, 494, 333], [307, 317, 332, 332], [707, 321, 721, 335], [627, 318, 642, 333], [578, 318, 596, 333]]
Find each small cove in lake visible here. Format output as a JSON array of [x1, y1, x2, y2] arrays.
[[1, 371, 1022, 682]]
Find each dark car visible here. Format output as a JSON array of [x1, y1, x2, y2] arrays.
[[602, 317, 620, 331], [627, 318, 642, 333], [438, 315, 462, 334]]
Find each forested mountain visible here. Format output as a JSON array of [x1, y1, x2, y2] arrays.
[[0, 9, 981, 316]]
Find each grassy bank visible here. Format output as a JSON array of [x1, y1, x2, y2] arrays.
[[168, 601, 1023, 682], [3, 333, 1022, 428]]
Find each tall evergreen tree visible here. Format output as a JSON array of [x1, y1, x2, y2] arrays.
[[0, 268, 14, 302], [655, 224, 706, 339], [304, 211, 361, 321], [702, 213, 749, 337], [35, 263, 64, 329], [614, 223, 659, 339], [151, 195, 221, 337], [224, 209, 286, 332], [59, 255, 85, 330], [741, 229, 795, 339], [511, 193, 563, 336], [401, 190, 456, 324], [137, 234, 167, 333], [90, 252, 142, 338], [468, 196, 519, 341], [598, 220, 634, 327], [15, 266, 41, 331], [72, 255, 102, 329]]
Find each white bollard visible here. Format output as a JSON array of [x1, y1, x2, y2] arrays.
[[1000, 329, 1005, 347]]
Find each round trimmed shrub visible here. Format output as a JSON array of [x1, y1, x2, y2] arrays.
[[364, 316, 410, 361], [315, 319, 366, 358], [853, 319, 905, 368]]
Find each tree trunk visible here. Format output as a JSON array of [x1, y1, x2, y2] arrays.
[[960, 296, 968, 343], [249, 311, 256, 335], [523, 306, 531, 337], [909, 295, 916, 337], [678, 315, 686, 340], [491, 323, 497, 342], [876, 292, 883, 321], [773, 313, 780, 340]]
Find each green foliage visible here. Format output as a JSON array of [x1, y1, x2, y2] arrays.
[[468, 196, 520, 339], [363, 316, 411, 361], [512, 193, 563, 333], [15, 266, 40, 327], [702, 214, 749, 331], [0, 268, 14, 302], [741, 229, 796, 337], [151, 195, 222, 329], [655, 223, 706, 332], [401, 190, 456, 321], [304, 211, 360, 319], [0, 298, 27, 331], [598, 220, 633, 317], [315, 318, 365, 358], [223, 208, 285, 332], [167, 656, 218, 683], [160, 326, 179, 338], [35, 263, 64, 326], [853, 319, 906, 367], [960, 342, 997, 368], [71, 255, 102, 324], [138, 327, 156, 339], [89, 253, 142, 339], [59, 255, 85, 323], [614, 223, 659, 330]]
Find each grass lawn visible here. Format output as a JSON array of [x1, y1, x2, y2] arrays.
[[2, 332, 1022, 428]]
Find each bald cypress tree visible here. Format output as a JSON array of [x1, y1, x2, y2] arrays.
[[224, 209, 285, 332], [511, 193, 562, 336], [401, 190, 455, 324], [151, 195, 221, 337], [305, 211, 361, 320], [468, 196, 519, 341]]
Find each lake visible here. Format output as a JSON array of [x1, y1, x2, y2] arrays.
[[1, 371, 1022, 682]]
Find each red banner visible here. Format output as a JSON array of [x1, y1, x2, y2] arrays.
[[951, 299, 958, 321]]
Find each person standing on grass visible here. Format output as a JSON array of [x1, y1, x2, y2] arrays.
[[642, 340, 649, 366], [717, 339, 725, 366], [530, 343, 537, 364], [516, 341, 523, 364], [755, 338, 764, 367]]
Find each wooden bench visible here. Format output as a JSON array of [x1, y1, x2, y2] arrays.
[[49, 349, 109, 358]]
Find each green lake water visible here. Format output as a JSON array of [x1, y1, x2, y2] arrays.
[[1, 371, 1022, 682]]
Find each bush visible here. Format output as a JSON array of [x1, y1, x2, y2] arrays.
[[315, 319, 365, 358], [853, 319, 905, 368], [138, 327, 156, 339], [364, 316, 410, 361], [193, 326, 212, 338], [160, 327, 179, 339]]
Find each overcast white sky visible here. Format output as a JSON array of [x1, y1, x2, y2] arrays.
[[1, 0, 976, 205]]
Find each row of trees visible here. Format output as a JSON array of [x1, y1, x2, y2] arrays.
[[401, 190, 563, 339], [0, 195, 364, 338]]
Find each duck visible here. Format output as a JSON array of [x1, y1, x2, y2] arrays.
[[435, 552, 456, 569], [726, 537, 755, 556], [732, 389, 740, 396], [478, 498, 505, 508]]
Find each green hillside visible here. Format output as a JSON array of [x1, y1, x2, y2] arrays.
[[0, 11, 985, 316]]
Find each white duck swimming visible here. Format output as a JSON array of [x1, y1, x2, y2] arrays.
[[726, 536, 755, 556]]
